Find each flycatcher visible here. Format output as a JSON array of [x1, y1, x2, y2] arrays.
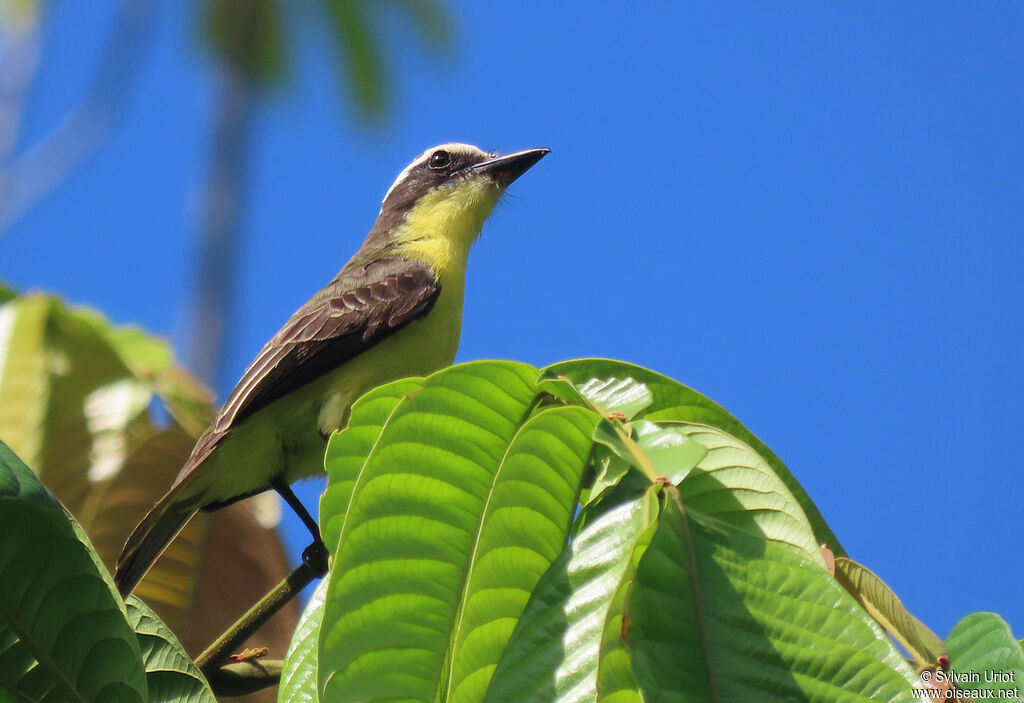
[[115, 143, 549, 596]]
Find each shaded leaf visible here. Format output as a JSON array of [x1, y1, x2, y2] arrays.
[[88, 428, 205, 612], [178, 500, 299, 671], [323, 0, 385, 117], [672, 421, 824, 565], [125, 596, 215, 703], [392, 0, 452, 47], [624, 491, 917, 702], [834, 556, 947, 668], [579, 446, 631, 507], [0, 441, 148, 703], [0, 290, 294, 703], [203, 0, 285, 83]]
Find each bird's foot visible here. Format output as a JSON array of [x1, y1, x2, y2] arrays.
[[302, 539, 329, 578]]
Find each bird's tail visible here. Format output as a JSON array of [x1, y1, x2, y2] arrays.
[[114, 491, 198, 597]]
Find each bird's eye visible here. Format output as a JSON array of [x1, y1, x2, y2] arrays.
[[428, 150, 451, 170]]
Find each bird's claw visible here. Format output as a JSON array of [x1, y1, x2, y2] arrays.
[[302, 540, 329, 578]]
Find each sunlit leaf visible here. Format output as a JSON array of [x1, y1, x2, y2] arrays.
[[319, 361, 595, 702], [447, 405, 597, 703], [538, 369, 653, 419], [946, 613, 1024, 702], [320, 376, 425, 554], [279, 580, 328, 703], [0, 293, 50, 467], [485, 497, 652, 703], [542, 358, 843, 555]]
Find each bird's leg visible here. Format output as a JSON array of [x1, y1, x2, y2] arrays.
[[271, 479, 328, 577]]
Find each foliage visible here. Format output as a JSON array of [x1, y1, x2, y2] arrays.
[[202, 0, 452, 116], [0, 290, 1016, 701], [945, 613, 1024, 702], [0, 441, 215, 703], [276, 357, 1008, 703], [0, 287, 298, 702]]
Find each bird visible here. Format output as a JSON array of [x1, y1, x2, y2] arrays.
[[114, 143, 550, 596]]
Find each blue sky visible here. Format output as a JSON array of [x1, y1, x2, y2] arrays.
[[3, 2, 1022, 640]]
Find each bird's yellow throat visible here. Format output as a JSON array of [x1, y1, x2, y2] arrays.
[[393, 179, 502, 279]]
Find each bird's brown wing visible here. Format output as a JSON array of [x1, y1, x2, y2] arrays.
[[176, 256, 440, 484]]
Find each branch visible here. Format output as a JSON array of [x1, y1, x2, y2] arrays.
[[195, 557, 321, 677]]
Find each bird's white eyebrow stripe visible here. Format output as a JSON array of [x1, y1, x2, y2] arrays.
[[378, 143, 491, 210]]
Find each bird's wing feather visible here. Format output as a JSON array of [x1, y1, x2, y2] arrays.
[[176, 256, 440, 484]]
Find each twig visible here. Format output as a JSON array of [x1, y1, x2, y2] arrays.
[[195, 557, 321, 677]]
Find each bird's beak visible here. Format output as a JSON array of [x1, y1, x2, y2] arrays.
[[471, 147, 550, 186]]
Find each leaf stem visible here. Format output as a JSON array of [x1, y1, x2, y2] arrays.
[[205, 659, 284, 696]]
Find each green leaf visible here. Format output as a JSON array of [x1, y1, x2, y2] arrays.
[[320, 376, 426, 554], [124, 596, 215, 703], [833, 556, 947, 668], [542, 358, 844, 555], [319, 361, 558, 702], [593, 514, 656, 703], [279, 579, 328, 703], [0, 0, 39, 33], [0, 441, 148, 703], [672, 421, 824, 566], [323, 0, 386, 117], [623, 491, 917, 702], [592, 418, 708, 486], [447, 405, 597, 703], [538, 368, 653, 419], [319, 0, 454, 118], [0, 293, 51, 468], [633, 421, 707, 483], [484, 497, 652, 703], [97, 322, 213, 437], [591, 418, 659, 482], [580, 446, 632, 507], [393, 0, 453, 48], [946, 613, 1024, 702], [203, 0, 285, 83]]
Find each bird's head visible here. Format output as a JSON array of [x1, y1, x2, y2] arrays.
[[368, 144, 549, 266]]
